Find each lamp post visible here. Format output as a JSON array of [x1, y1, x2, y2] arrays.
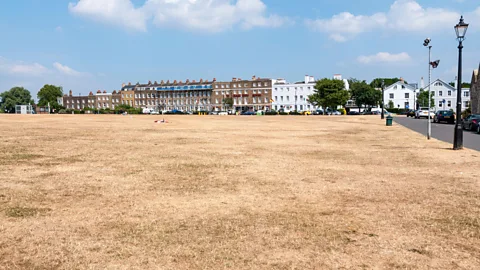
[[381, 80, 385, 119], [423, 38, 432, 140], [453, 16, 469, 150]]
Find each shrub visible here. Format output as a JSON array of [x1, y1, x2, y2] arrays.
[[289, 111, 301, 115], [58, 109, 67, 114], [338, 108, 346, 115], [265, 111, 278, 115], [279, 112, 289, 115]]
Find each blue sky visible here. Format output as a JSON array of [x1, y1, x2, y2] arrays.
[[1, 0, 480, 98]]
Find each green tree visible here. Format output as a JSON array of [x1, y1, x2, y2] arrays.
[[388, 100, 395, 109], [37, 84, 63, 111], [449, 82, 471, 88], [222, 97, 233, 110], [0, 87, 34, 113], [350, 79, 381, 111], [417, 90, 435, 107], [308, 78, 349, 113], [370, 78, 407, 89]]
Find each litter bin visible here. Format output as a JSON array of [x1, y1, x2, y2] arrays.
[[386, 115, 393, 126]]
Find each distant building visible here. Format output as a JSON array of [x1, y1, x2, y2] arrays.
[[470, 64, 480, 114], [271, 75, 318, 112], [423, 79, 470, 111], [212, 76, 272, 112], [383, 78, 417, 109]]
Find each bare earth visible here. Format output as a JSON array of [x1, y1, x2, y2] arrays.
[[0, 115, 479, 269]]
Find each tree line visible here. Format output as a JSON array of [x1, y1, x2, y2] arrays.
[[0, 85, 63, 113]]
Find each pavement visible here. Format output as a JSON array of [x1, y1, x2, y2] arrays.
[[394, 116, 480, 151]]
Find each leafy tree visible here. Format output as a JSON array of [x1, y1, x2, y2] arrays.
[[223, 97, 233, 110], [350, 79, 381, 111], [37, 84, 63, 111], [448, 82, 471, 88], [388, 100, 395, 109], [370, 78, 407, 89], [308, 78, 349, 113], [0, 87, 34, 113], [417, 90, 435, 107]]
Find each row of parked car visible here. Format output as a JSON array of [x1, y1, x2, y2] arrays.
[[406, 107, 480, 134]]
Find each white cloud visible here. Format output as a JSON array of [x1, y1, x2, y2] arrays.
[[68, 0, 289, 32], [0, 57, 49, 76], [53, 62, 84, 76], [307, 0, 463, 42], [69, 0, 147, 31], [357, 52, 411, 64]]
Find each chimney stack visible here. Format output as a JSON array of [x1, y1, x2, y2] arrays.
[[200, 79, 203, 83], [454, 76, 458, 89], [148, 80, 151, 85], [232, 77, 236, 82], [122, 83, 126, 88], [173, 80, 177, 84], [161, 80, 164, 85], [252, 75, 256, 80], [192, 80, 196, 83], [128, 82, 131, 86], [186, 79, 190, 83], [213, 78, 216, 82], [69, 90, 72, 96]]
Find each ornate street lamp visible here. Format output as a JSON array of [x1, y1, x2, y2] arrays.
[[453, 16, 469, 150], [381, 80, 385, 119]]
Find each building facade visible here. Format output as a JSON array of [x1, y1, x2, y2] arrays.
[[271, 75, 318, 112], [470, 65, 480, 114], [423, 79, 470, 111], [121, 79, 214, 112], [63, 90, 90, 110], [383, 79, 417, 109], [211, 76, 272, 112]]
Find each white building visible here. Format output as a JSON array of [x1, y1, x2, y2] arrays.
[[383, 79, 417, 109], [272, 75, 318, 112], [382, 78, 471, 111], [333, 74, 350, 90], [423, 79, 470, 111]]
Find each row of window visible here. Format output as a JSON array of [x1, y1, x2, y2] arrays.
[[128, 92, 211, 99], [388, 90, 467, 99], [214, 82, 270, 89], [274, 86, 312, 91], [216, 89, 269, 95], [215, 97, 269, 104], [274, 95, 306, 102], [132, 99, 211, 106]]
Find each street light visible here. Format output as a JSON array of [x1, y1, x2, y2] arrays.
[[381, 80, 385, 119], [423, 38, 432, 140], [453, 16, 469, 150]]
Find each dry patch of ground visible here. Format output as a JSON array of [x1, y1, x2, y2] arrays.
[[0, 115, 479, 269]]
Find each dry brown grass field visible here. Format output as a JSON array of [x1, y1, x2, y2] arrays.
[[0, 114, 479, 269]]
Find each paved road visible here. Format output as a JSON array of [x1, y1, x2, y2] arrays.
[[394, 116, 480, 151]]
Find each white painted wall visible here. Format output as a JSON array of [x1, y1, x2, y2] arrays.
[[383, 81, 416, 109], [272, 78, 318, 112], [423, 80, 470, 111]]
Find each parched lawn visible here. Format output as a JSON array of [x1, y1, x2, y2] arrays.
[[0, 114, 479, 269]]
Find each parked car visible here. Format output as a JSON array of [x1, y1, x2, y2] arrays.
[[149, 111, 160, 115], [406, 110, 416, 117], [415, 107, 434, 119], [209, 111, 219, 115], [218, 111, 228, 116], [348, 111, 360, 115], [302, 111, 312, 115], [433, 110, 455, 124], [241, 111, 255, 115], [462, 114, 480, 131], [313, 109, 324, 115]]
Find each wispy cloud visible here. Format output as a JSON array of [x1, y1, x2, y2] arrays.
[[53, 62, 84, 76], [68, 0, 290, 33], [307, 0, 464, 42], [357, 52, 411, 64]]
